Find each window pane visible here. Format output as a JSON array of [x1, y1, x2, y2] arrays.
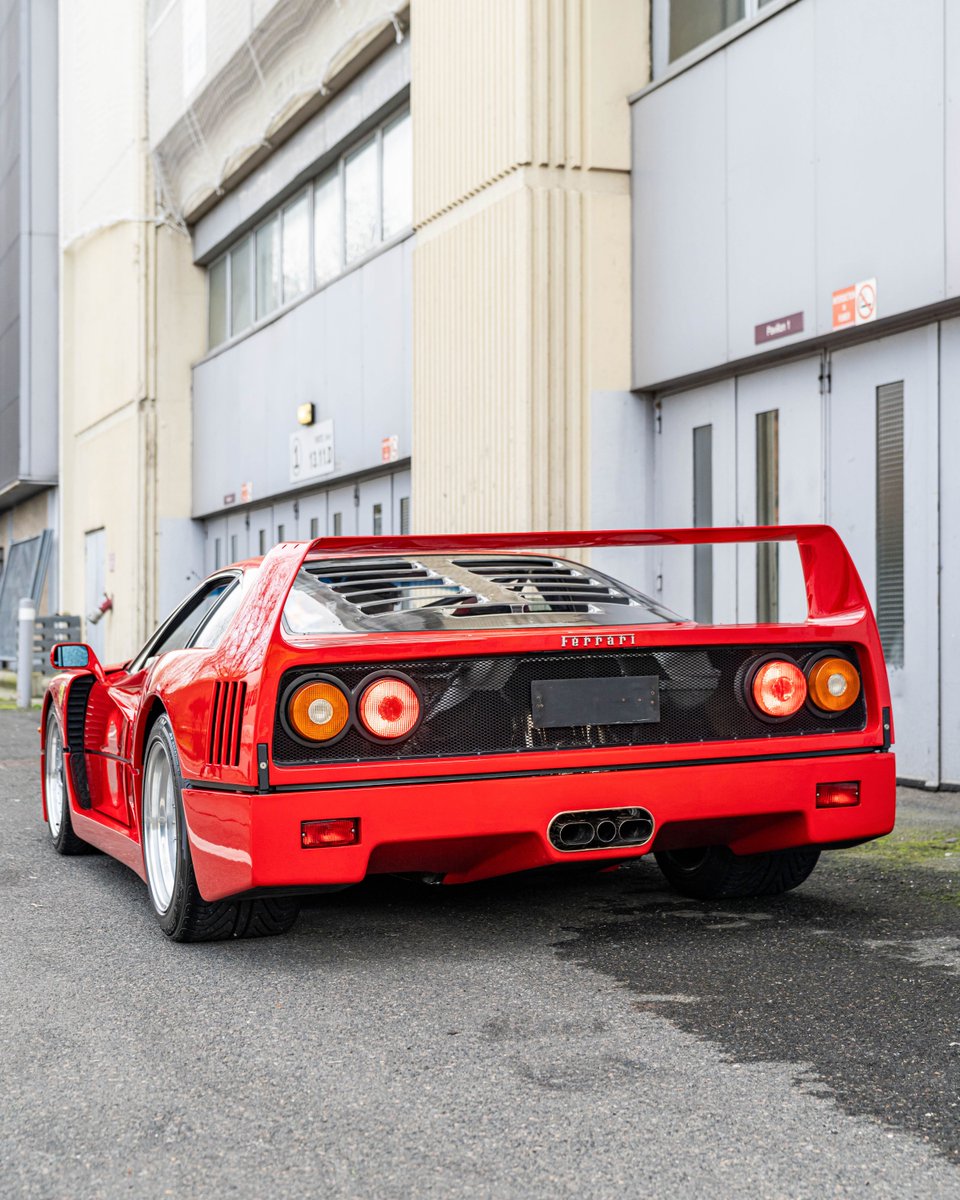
[[309, 517, 319, 538], [692, 424, 713, 624], [230, 237, 253, 334], [256, 216, 281, 318], [876, 382, 904, 667], [332, 511, 342, 536], [382, 112, 412, 239], [282, 192, 310, 303], [372, 503, 383, 536], [344, 137, 378, 263], [755, 409, 779, 623], [314, 169, 341, 285], [669, 0, 744, 62], [399, 495, 410, 535], [208, 257, 227, 347]]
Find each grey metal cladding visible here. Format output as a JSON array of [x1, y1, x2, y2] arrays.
[[192, 38, 411, 264], [191, 237, 412, 517], [631, 0, 952, 389]]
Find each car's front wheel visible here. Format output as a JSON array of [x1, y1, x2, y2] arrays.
[[44, 714, 91, 855], [654, 844, 820, 900], [142, 716, 300, 942]]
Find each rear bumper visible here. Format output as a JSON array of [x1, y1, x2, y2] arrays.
[[181, 749, 896, 901]]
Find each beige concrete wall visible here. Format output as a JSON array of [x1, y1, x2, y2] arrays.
[[411, 0, 648, 532], [59, 0, 205, 662]]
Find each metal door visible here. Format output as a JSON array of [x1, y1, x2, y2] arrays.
[[392, 469, 412, 535], [204, 518, 228, 575], [225, 513, 249, 566], [829, 327, 939, 785], [358, 475, 394, 537], [272, 501, 299, 546], [326, 485, 357, 537], [83, 528, 106, 657], [734, 357, 824, 625], [298, 491, 328, 544], [655, 380, 737, 623], [247, 506, 273, 559]]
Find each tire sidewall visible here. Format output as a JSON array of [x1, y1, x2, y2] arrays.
[[142, 716, 194, 938], [45, 713, 70, 852]]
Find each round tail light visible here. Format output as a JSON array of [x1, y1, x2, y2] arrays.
[[358, 677, 420, 740], [807, 657, 861, 712], [751, 659, 807, 718], [288, 680, 350, 742]]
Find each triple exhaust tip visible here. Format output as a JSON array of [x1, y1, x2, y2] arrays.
[[551, 808, 655, 852]]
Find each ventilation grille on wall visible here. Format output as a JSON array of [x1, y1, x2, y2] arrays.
[[208, 681, 247, 767]]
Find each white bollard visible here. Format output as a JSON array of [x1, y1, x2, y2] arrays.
[[17, 598, 35, 709]]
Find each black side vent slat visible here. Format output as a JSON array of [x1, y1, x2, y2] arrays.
[[208, 681, 247, 767], [233, 683, 246, 767], [65, 675, 95, 808]]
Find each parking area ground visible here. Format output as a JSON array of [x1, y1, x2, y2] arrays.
[[1, 707, 958, 1199]]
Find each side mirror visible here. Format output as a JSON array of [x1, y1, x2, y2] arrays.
[[50, 643, 103, 678]]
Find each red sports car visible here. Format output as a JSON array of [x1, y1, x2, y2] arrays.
[[40, 527, 895, 942]]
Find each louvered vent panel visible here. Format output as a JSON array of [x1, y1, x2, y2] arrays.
[[876, 382, 904, 668], [208, 681, 246, 767], [307, 558, 477, 616], [454, 556, 631, 611]]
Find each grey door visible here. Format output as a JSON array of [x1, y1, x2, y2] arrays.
[[84, 528, 106, 658], [655, 380, 737, 623], [829, 327, 940, 785], [359, 475, 394, 537], [734, 357, 824, 626]]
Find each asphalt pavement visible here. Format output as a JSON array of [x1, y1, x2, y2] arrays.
[[1, 707, 958, 1199]]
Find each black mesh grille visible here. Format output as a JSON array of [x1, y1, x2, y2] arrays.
[[272, 645, 867, 766]]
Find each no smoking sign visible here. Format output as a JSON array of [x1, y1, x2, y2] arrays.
[[832, 277, 878, 329]]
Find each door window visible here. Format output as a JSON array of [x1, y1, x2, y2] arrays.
[[876, 382, 905, 667], [129, 576, 240, 671], [755, 409, 779, 622]]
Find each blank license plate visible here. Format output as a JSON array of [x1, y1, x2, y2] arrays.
[[530, 676, 661, 728]]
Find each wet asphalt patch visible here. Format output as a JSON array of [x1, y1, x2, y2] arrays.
[[552, 855, 960, 1164]]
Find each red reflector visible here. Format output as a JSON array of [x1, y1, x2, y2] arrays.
[[816, 782, 860, 809], [301, 818, 359, 848]]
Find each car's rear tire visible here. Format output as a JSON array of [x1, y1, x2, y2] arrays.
[[654, 844, 820, 900], [142, 716, 300, 942], [44, 714, 92, 856]]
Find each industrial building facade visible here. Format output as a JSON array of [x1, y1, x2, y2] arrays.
[[37, 0, 956, 786]]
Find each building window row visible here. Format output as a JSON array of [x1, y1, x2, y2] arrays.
[[207, 109, 412, 350], [653, 0, 778, 77]]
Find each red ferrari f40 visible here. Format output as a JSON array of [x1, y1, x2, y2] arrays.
[[40, 527, 895, 941]]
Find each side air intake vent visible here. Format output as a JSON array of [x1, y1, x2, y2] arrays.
[[209, 681, 246, 767], [307, 558, 477, 616], [452, 556, 632, 611]]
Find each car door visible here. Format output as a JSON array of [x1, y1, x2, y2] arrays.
[[77, 575, 244, 826]]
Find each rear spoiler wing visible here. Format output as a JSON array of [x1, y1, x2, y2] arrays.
[[219, 524, 873, 674], [298, 524, 871, 623]]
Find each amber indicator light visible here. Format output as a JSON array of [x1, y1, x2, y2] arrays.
[[816, 781, 860, 809], [288, 681, 350, 742], [301, 818, 359, 848], [752, 659, 807, 718], [807, 657, 861, 712], [358, 677, 420, 739]]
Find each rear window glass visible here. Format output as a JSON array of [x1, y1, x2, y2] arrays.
[[283, 554, 679, 636]]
